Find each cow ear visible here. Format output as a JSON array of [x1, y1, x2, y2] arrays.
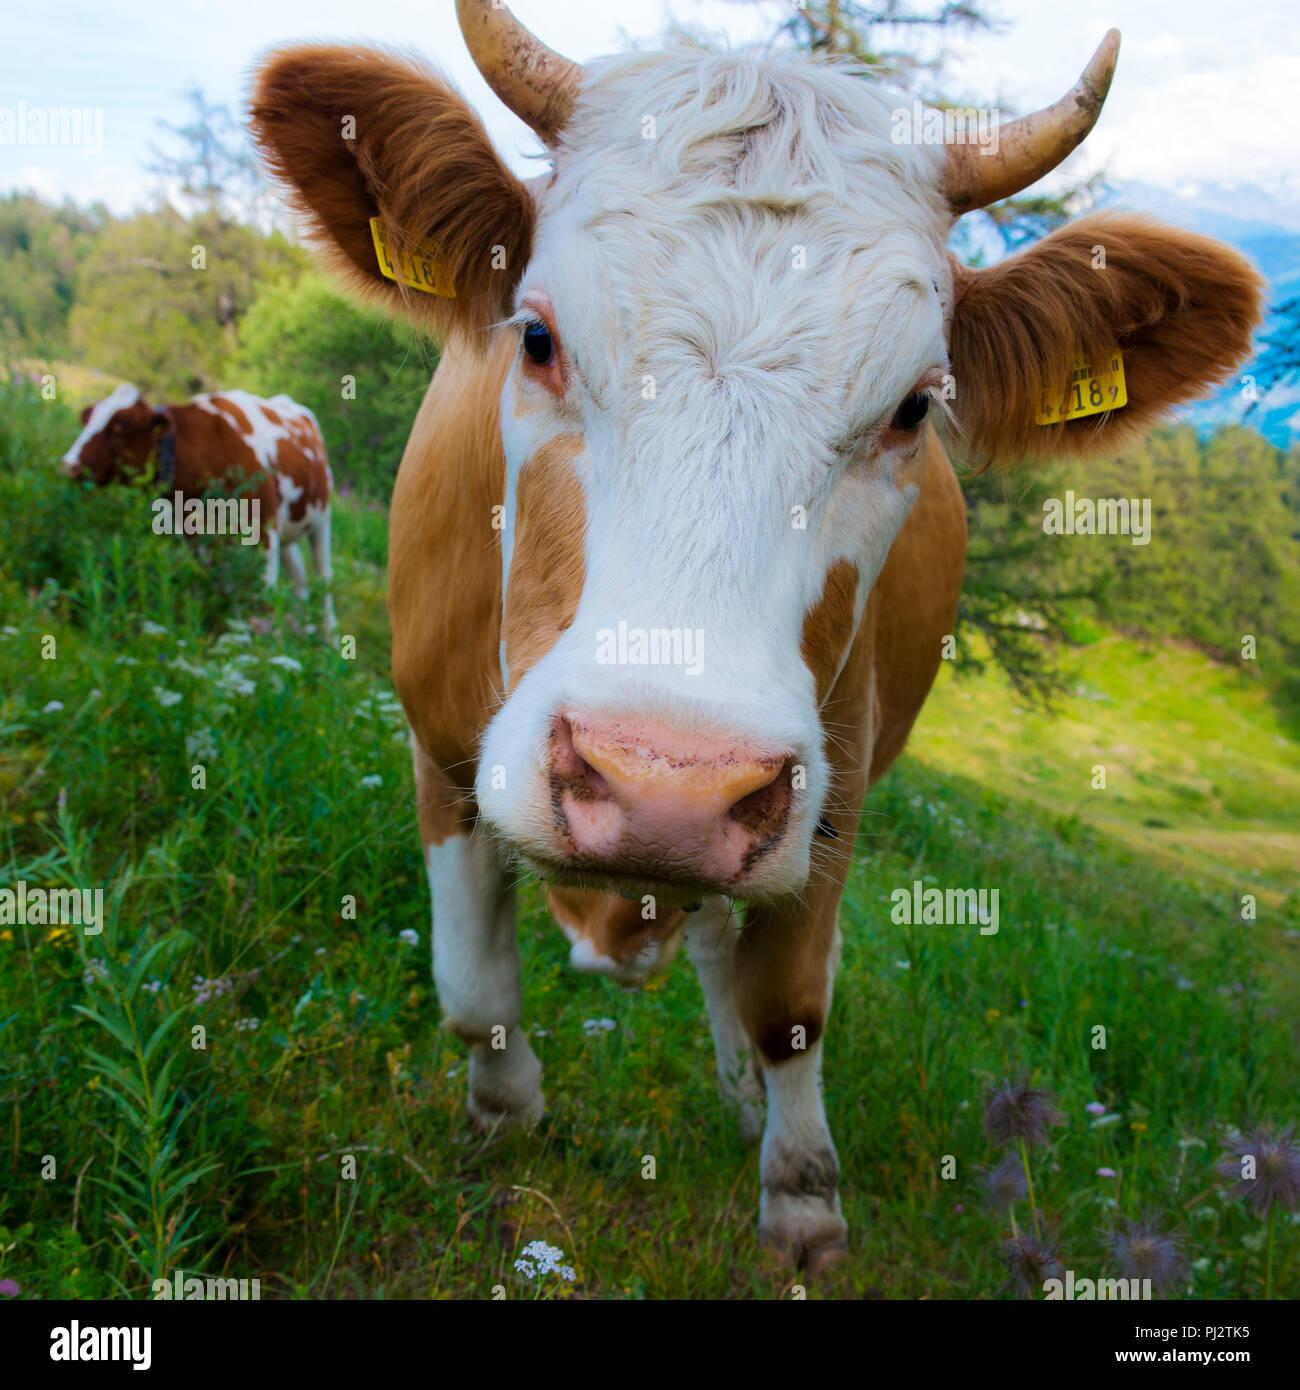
[[250, 45, 535, 344], [946, 212, 1265, 468]]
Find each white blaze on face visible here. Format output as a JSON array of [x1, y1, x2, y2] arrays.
[[61, 383, 141, 469], [475, 49, 954, 894]]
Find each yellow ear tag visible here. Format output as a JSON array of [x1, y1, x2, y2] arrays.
[[1035, 348, 1127, 426], [369, 216, 456, 298]]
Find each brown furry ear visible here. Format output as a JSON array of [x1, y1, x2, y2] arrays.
[[946, 212, 1266, 468], [250, 44, 535, 344]]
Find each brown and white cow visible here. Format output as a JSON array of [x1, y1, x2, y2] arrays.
[[252, 6, 1262, 1265], [62, 384, 335, 634]]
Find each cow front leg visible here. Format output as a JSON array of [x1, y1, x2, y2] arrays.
[[685, 897, 764, 1143], [736, 891, 847, 1269], [416, 743, 543, 1128], [282, 536, 309, 600]]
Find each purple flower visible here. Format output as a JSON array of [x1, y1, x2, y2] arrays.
[[1085, 1101, 1107, 1117], [1096, 1167, 1118, 1179], [1216, 1126, 1300, 1216], [1106, 1216, 1188, 1295], [985, 1154, 1028, 1213], [0, 1277, 18, 1297], [1001, 1235, 1062, 1298], [983, 1076, 1063, 1147]]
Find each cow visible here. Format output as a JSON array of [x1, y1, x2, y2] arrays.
[[61, 383, 336, 635], [251, 4, 1263, 1268]]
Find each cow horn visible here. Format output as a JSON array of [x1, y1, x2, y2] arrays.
[[944, 29, 1120, 214], [455, 0, 581, 143]]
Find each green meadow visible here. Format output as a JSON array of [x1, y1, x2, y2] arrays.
[[1, 382, 1296, 1300]]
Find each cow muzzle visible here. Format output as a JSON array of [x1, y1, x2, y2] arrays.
[[544, 712, 801, 897]]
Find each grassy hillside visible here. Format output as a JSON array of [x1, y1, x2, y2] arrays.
[[1, 382, 1296, 1301], [918, 634, 1300, 902]]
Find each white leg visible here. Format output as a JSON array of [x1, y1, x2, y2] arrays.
[[685, 898, 764, 1143], [756, 925, 845, 1261], [307, 510, 336, 639], [282, 538, 308, 600], [263, 528, 280, 587], [425, 829, 543, 1126]]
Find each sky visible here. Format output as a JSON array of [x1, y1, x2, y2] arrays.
[[1, 0, 1298, 217]]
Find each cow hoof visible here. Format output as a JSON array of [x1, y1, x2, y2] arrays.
[[759, 1192, 848, 1272], [803, 1237, 849, 1277], [467, 1089, 546, 1133], [466, 1039, 545, 1131]]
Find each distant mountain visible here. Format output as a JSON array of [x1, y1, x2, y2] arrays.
[[1100, 181, 1300, 448]]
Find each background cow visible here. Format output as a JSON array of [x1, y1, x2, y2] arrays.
[[252, 4, 1262, 1267], [62, 382, 335, 635]]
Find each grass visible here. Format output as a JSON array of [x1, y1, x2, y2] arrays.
[[0, 380, 1296, 1300]]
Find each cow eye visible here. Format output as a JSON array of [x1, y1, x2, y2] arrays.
[[890, 391, 930, 432], [522, 320, 554, 366]]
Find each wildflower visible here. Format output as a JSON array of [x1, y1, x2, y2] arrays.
[[1085, 1101, 1107, 1117], [1105, 1216, 1187, 1295], [140, 620, 168, 637], [983, 1077, 1062, 1146], [142, 980, 162, 994], [234, 1017, 260, 1032], [985, 1154, 1028, 1214], [185, 728, 218, 762], [153, 687, 183, 708], [0, 1277, 18, 1296], [360, 774, 383, 789], [1216, 1126, 1300, 1216], [268, 655, 303, 673], [516, 1240, 572, 1280], [582, 1017, 616, 1036], [399, 929, 419, 946], [1090, 1112, 1121, 1129], [1096, 1167, 1118, 1179], [894, 959, 911, 971], [82, 958, 109, 987], [1001, 1235, 1062, 1297], [217, 667, 256, 698], [43, 700, 64, 713]]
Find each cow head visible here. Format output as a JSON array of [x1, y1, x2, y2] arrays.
[[253, 6, 1262, 907], [62, 384, 169, 484]]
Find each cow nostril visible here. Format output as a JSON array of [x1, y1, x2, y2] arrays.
[[551, 715, 612, 800], [727, 758, 793, 836]]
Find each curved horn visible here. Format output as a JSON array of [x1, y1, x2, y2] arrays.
[[455, 0, 581, 142], [945, 29, 1120, 214]]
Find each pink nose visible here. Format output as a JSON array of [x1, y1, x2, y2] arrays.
[[61, 458, 81, 477], [549, 714, 795, 888]]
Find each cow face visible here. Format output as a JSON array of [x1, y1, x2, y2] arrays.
[[62, 384, 168, 484], [472, 70, 954, 905], [252, 13, 1261, 905]]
